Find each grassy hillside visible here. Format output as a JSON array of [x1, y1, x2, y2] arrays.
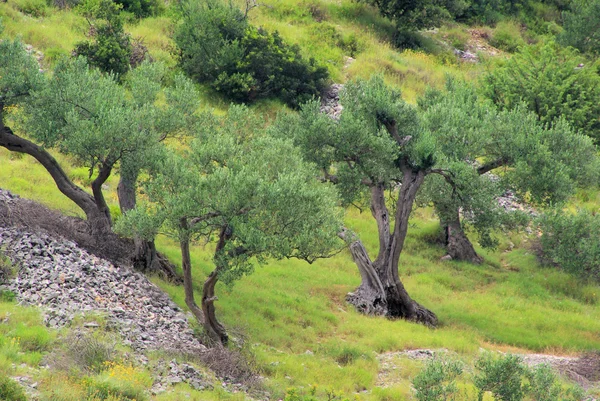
[[1, 0, 600, 400]]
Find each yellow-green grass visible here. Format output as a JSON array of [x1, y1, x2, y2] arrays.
[[151, 206, 600, 399], [2, 151, 600, 399]]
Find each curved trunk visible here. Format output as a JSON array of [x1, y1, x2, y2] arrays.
[[0, 123, 111, 236], [201, 270, 228, 345], [91, 162, 113, 226], [118, 173, 181, 281], [179, 220, 204, 324], [346, 169, 437, 327], [443, 208, 483, 264]]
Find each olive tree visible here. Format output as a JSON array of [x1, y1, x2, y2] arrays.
[[274, 76, 446, 325], [418, 81, 599, 262], [117, 106, 343, 344], [276, 75, 598, 323]]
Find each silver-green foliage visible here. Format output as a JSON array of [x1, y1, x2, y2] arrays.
[[538, 209, 600, 281], [0, 20, 43, 108], [412, 356, 463, 401], [418, 79, 599, 248], [117, 105, 343, 285]]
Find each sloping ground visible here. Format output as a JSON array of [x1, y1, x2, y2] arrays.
[[0, 188, 260, 399]]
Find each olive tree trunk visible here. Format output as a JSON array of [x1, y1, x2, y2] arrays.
[[0, 121, 112, 237], [118, 172, 181, 281], [179, 219, 204, 324], [443, 208, 483, 264], [201, 225, 231, 345], [346, 169, 438, 327]]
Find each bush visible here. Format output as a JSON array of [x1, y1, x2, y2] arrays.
[[113, 0, 160, 18], [489, 20, 526, 52], [558, 0, 600, 55], [483, 42, 600, 143], [412, 356, 463, 401], [74, 0, 133, 77], [474, 353, 526, 401], [174, 0, 329, 108], [0, 376, 27, 401], [526, 364, 584, 401], [11, 0, 48, 17], [537, 210, 600, 282]]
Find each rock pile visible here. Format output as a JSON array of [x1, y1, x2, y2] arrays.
[[320, 83, 344, 119], [0, 224, 206, 356]]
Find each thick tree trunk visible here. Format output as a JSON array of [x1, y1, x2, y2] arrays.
[[443, 209, 483, 264], [0, 122, 111, 236], [118, 173, 181, 281], [201, 226, 231, 345], [91, 162, 113, 226], [201, 269, 228, 345], [346, 169, 438, 327], [179, 219, 204, 324]]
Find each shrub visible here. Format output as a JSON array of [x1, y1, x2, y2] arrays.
[[559, 0, 600, 55], [489, 20, 526, 52], [474, 353, 526, 401], [73, 0, 133, 77], [174, 0, 329, 108], [0, 251, 16, 283], [483, 42, 600, 143], [113, 0, 160, 18], [49, 332, 117, 374], [412, 356, 463, 401], [537, 210, 600, 282], [0, 376, 26, 401], [525, 364, 584, 401], [11, 0, 48, 17]]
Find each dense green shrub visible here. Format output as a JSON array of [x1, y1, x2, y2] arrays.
[[559, 0, 600, 55], [526, 364, 584, 401], [474, 353, 526, 401], [0, 376, 27, 401], [113, 0, 160, 18], [12, 0, 48, 17], [484, 42, 600, 143], [174, 0, 328, 108], [74, 0, 132, 77], [537, 210, 600, 282], [489, 20, 526, 52], [412, 356, 463, 401]]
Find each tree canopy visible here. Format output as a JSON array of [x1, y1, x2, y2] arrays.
[[117, 105, 343, 343]]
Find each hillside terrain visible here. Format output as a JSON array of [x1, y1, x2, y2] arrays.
[[1, 0, 600, 400]]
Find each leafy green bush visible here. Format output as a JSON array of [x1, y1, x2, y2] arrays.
[[489, 20, 526, 52], [113, 0, 160, 18], [526, 364, 584, 401], [0, 376, 27, 401], [559, 0, 600, 55], [11, 0, 48, 17], [412, 356, 463, 401], [174, 0, 329, 108], [74, 0, 132, 77], [474, 353, 526, 401], [537, 210, 600, 282], [484, 42, 600, 143]]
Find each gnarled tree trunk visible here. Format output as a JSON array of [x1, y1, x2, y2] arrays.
[[0, 121, 112, 237], [118, 172, 181, 281], [443, 208, 483, 264], [179, 219, 204, 324], [201, 225, 231, 345], [346, 174, 438, 327]]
